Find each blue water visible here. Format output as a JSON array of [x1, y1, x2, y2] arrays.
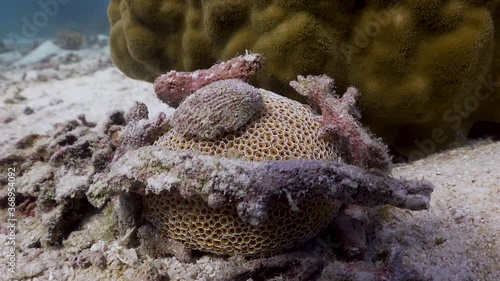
[[0, 0, 109, 40]]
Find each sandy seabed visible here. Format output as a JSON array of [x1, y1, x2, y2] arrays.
[[0, 42, 498, 281]]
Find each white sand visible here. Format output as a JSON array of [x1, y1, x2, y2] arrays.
[[0, 52, 172, 155], [389, 140, 500, 280]]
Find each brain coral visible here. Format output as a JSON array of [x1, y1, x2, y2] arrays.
[[108, 0, 500, 157], [146, 81, 342, 256]]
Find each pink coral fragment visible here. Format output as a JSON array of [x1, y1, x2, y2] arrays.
[[154, 51, 264, 107], [290, 75, 391, 173]]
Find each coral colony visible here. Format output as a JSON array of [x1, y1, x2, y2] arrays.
[[2, 52, 434, 279], [89, 53, 433, 258], [109, 0, 500, 156]]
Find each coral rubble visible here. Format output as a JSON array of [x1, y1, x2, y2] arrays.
[[0, 114, 122, 246], [290, 75, 391, 173], [154, 52, 264, 107]]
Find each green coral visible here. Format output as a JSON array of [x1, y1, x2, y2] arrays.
[[108, 0, 500, 157]]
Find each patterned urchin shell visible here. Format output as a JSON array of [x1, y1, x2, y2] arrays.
[[171, 79, 264, 141]]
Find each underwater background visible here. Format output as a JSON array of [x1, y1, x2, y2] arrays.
[[0, 0, 109, 40], [0, 1, 498, 280]]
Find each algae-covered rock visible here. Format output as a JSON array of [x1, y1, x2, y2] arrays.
[[108, 0, 500, 157], [54, 29, 85, 50]]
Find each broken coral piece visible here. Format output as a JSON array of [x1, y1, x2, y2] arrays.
[[290, 75, 391, 173], [154, 51, 263, 107], [0, 113, 125, 246], [89, 146, 433, 216], [113, 102, 170, 159]]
